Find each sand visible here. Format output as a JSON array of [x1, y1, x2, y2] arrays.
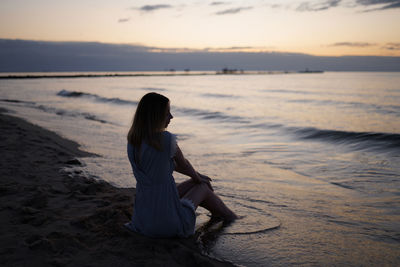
[[0, 108, 234, 267]]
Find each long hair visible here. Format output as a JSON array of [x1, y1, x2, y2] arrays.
[[127, 92, 170, 154]]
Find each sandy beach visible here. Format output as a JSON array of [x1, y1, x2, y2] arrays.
[[0, 108, 234, 267]]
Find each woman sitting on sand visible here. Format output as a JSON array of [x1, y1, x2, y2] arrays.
[[125, 92, 237, 238]]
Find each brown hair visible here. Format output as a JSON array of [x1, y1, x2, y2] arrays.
[[127, 92, 170, 153]]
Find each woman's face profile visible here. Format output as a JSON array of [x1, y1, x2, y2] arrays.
[[164, 102, 173, 128]]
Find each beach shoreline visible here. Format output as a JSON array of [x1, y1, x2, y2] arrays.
[[0, 108, 234, 267]]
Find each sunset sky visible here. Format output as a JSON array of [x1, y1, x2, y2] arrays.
[[1, 0, 400, 56]]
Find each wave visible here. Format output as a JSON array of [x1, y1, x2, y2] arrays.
[[260, 89, 353, 97], [36, 105, 109, 124], [290, 126, 400, 151], [1, 97, 111, 124], [240, 119, 400, 152], [176, 106, 250, 124], [260, 89, 315, 95], [0, 99, 36, 104], [57, 89, 138, 106], [140, 87, 166, 92], [330, 182, 355, 190], [200, 93, 239, 99]]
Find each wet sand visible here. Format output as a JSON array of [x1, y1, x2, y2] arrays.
[[0, 108, 233, 267]]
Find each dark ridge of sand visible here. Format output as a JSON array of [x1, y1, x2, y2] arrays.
[[0, 108, 234, 267]]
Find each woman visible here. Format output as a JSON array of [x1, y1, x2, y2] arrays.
[[125, 92, 237, 238]]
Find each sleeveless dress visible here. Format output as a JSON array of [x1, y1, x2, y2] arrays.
[[125, 131, 196, 238]]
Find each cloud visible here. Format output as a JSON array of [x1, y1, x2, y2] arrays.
[[293, 0, 400, 12], [210, 1, 230, 5], [215, 6, 253, 15], [356, 0, 400, 11], [382, 43, 400, 50], [147, 47, 200, 53], [219, 46, 254, 50], [118, 18, 130, 23], [269, 4, 283, 9], [146, 46, 272, 53], [296, 0, 342, 11], [329, 42, 375, 47], [138, 4, 173, 12], [330, 42, 400, 51], [203, 46, 275, 52]]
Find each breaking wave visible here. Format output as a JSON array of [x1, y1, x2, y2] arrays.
[[36, 105, 109, 124], [290, 126, 400, 151], [57, 89, 138, 106]]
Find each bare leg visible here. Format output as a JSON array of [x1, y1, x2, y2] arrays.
[[183, 183, 237, 222], [177, 179, 197, 198]]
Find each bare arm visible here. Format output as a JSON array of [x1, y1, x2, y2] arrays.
[[174, 145, 213, 190], [174, 144, 201, 182]]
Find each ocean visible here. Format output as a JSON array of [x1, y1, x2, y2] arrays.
[[1, 71, 399, 266]]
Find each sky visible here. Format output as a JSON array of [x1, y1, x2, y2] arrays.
[[1, 0, 400, 57]]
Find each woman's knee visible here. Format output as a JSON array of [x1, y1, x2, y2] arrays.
[[184, 183, 210, 202], [198, 183, 214, 201], [195, 182, 211, 193]]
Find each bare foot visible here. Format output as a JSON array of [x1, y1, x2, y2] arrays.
[[220, 211, 238, 224]]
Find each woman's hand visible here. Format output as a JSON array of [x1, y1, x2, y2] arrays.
[[198, 173, 214, 191], [191, 174, 202, 184]]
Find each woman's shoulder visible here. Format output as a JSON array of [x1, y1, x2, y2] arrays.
[[162, 130, 176, 139], [163, 130, 172, 136], [164, 131, 177, 142]]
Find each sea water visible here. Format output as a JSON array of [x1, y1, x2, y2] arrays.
[[1, 72, 399, 266]]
